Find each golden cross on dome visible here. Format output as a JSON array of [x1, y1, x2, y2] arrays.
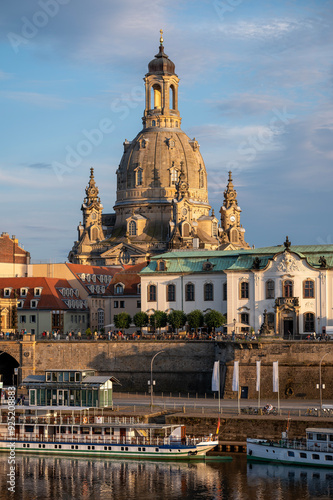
[[160, 29, 164, 45]]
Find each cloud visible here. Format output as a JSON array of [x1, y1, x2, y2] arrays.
[[212, 93, 297, 117], [0, 91, 69, 108], [27, 162, 52, 169]]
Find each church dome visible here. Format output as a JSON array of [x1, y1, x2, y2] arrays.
[[115, 128, 209, 208]]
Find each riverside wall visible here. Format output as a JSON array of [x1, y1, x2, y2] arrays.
[[1, 339, 333, 400]]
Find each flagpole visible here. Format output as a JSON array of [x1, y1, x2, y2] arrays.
[[218, 361, 221, 415]]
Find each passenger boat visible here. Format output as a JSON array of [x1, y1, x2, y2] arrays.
[[0, 409, 222, 461], [247, 428, 333, 467]]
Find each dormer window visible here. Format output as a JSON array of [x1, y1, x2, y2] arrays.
[[20, 288, 28, 297], [129, 220, 137, 236], [115, 283, 124, 295], [157, 260, 166, 271], [34, 288, 42, 297], [17, 300, 24, 308], [4, 288, 12, 297], [30, 300, 38, 309]]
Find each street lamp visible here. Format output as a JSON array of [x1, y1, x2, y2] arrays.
[[319, 352, 329, 410], [149, 350, 164, 408], [233, 318, 236, 340]]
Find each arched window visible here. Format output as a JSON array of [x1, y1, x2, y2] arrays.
[[303, 280, 315, 298], [223, 282, 227, 301], [283, 280, 293, 298], [240, 313, 249, 332], [170, 168, 178, 186], [212, 221, 218, 238], [91, 227, 98, 241], [185, 283, 195, 301], [266, 280, 275, 299], [152, 84, 161, 108], [129, 221, 136, 236], [169, 85, 175, 109], [148, 284, 156, 302], [230, 229, 238, 243], [136, 168, 143, 186], [152, 120, 156, 127], [115, 283, 124, 295], [240, 281, 249, 299], [199, 169, 204, 188], [304, 312, 315, 332], [182, 223, 190, 237], [204, 283, 214, 301], [267, 313, 274, 326], [167, 284, 176, 302]]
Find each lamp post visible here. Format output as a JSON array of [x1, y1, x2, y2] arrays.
[[233, 318, 236, 340], [150, 350, 164, 408], [319, 352, 329, 411]]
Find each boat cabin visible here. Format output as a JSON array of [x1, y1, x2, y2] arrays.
[[21, 370, 120, 408], [306, 428, 333, 452]]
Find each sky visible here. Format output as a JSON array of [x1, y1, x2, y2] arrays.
[[0, 0, 332, 262]]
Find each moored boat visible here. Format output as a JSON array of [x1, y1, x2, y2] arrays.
[[0, 409, 223, 461], [247, 427, 333, 467]]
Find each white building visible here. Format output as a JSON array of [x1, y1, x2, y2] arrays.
[[140, 239, 333, 338]]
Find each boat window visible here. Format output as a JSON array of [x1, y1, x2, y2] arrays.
[[312, 454, 320, 459], [64, 372, 69, 382], [287, 451, 295, 457], [155, 448, 159, 452], [46, 372, 51, 381], [142, 448, 146, 452], [307, 433, 313, 440], [71, 445, 75, 450], [75, 372, 80, 382], [58, 372, 63, 382], [300, 452, 307, 458], [70, 372, 75, 382], [121, 447, 124, 451], [108, 447, 111, 451], [330, 435, 333, 442], [52, 372, 57, 382], [60, 426, 66, 433], [24, 426, 34, 433], [75, 446, 78, 449], [325, 455, 333, 461], [81, 427, 90, 434], [93, 428, 102, 434], [316, 433, 327, 441]]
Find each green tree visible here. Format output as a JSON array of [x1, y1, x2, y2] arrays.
[[149, 310, 168, 334], [85, 327, 92, 337], [168, 310, 186, 334], [186, 310, 204, 332], [133, 312, 149, 333], [204, 310, 226, 333], [114, 312, 132, 332]]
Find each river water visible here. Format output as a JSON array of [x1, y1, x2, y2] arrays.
[[0, 453, 332, 500]]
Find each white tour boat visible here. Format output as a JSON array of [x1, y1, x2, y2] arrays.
[[0, 409, 221, 461], [247, 427, 333, 467]]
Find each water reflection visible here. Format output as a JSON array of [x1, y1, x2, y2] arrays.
[[0, 453, 332, 499]]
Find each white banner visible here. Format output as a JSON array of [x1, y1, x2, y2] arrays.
[[256, 360, 261, 392], [232, 361, 239, 392], [273, 361, 279, 393], [211, 361, 220, 392]]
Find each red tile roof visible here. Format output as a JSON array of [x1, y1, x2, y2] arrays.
[[0, 277, 87, 310], [110, 262, 146, 295]]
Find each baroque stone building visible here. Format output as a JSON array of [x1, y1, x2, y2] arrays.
[[69, 34, 249, 266]]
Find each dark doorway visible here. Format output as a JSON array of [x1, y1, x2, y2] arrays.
[[241, 386, 248, 399], [0, 352, 19, 386], [283, 319, 294, 339]]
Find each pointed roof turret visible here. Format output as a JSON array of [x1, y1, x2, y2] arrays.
[[148, 29, 176, 75], [223, 171, 238, 209]]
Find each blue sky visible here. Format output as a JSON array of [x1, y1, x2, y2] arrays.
[[0, 0, 332, 261]]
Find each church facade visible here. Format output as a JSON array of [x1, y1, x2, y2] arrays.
[[68, 34, 249, 266]]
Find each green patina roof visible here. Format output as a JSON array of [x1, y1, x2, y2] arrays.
[[140, 245, 333, 274]]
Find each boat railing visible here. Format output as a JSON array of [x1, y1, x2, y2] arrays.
[[0, 415, 143, 425], [0, 433, 211, 447], [255, 438, 333, 454]]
